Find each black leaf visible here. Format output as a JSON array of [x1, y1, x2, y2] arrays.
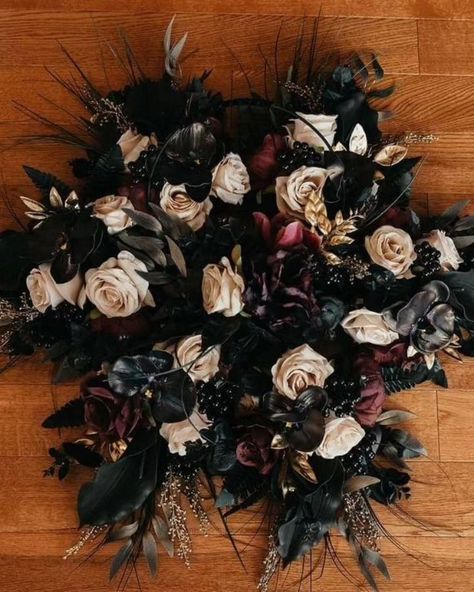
[[109, 539, 133, 581], [23, 165, 72, 199], [63, 442, 103, 468], [78, 429, 158, 526], [42, 398, 85, 429], [108, 351, 174, 397]]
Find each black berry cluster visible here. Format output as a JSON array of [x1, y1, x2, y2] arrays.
[[412, 242, 441, 278], [197, 377, 242, 420], [325, 375, 361, 417], [342, 431, 378, 476], [278, 141, 324, 174], [28, 303, 86, 348], [310, 257, 356, 293], [127, 144, 160, 187]]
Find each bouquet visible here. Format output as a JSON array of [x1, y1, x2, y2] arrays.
[[1, 17, 473, 591]]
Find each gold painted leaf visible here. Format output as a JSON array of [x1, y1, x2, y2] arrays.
[[373, 144, 408, 166]]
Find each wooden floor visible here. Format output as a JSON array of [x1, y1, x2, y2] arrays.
[[1, 1, 474, 590]]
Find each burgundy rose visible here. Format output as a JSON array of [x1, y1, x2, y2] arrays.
[[378, 206, 412, 230], [91, 311, 151, 338], [253, 212, 321, 252], [247, 133, 285, 190], [354, 354, 386, 427], [117, 183, 158, 212], [82, 383, 142, 440], [371, 341, 407, 366], [236, 426, 278, 475]]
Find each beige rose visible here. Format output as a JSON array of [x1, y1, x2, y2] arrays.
[[78, 250, 155, 318], [420, 230, 463, 271], [365, 225, 416, 278], [159, 408, 210, 456], [341, 308, 399, 346], [117, 128, 150, 166], [285, 113, 338, 150], [202, 256, 245, 317], [93, 195, 135, 235], [211, 152, 250, 205], [271, 344, 333, 400], [174, 334, 221, 383], [275, 166, 328, 219], [26, 263, 82, 313], [315, 416, 365, 459], [160, 183, 212, 231]]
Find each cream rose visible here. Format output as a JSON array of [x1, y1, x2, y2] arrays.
[[202, 256, 245, 317], [285, 113, 338, 150], [271, 344, 333, 400], [93, 195, 135, 235], [365, 225, 416, 278], [420, 230, 463, 271], [117, 128, 150, 166], [275, 166, 328, 219], [160, 183, 212, 231], [341, 308, 399, 345], [26, 263, 82, 313], [211, 152, 250, 205], [315, 416, 365, 459], [78, 250, 155, 318], [159, 408, 210, 456], [174, 334, 221, 383]]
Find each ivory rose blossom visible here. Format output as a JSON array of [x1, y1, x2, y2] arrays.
[[159, 408, 210, 456], [160, 183, 212, 231], [420, 230, 463, 271], [365, 225, 416, 278], [211, 152, 250, 205], [202, 257, 245, 317], [117, 128, 150, 166], [78, 251, 155, 318], [315, 416, 365, 459], [271, 344, 334, 400], [341, 308, 399, 345], [285, 113, 338, 150], [93, 195, 135, 235], [174, 334, 220, 383], [275, 166, 328, 219], [26, 263, 82, 313]]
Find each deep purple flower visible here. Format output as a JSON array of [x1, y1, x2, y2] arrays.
[[236, 426, 278, 475], [82, 383, 142, 440]]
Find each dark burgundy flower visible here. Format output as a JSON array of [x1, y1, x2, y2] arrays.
[[82, 382, 142, 440], [91, 311, 151, 338], [378, 206, 412, 230], [253, 212, 321, 253], [247, 133, 285, 190], [117, 183, 158, 211], [236, 426, 278, 475], [354, 354, 386, 427]]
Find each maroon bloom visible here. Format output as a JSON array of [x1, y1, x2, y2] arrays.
[[236, 426, 278, 475], [253, 212, 322, 252], [247, 133, 285, 190], [117, 182, 158, 212], [82, 383, 142, 440], [91, 310, 151, 338], [354, 354, 386, 427]]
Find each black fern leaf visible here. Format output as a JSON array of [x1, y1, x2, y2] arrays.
[[23, 165, 72, 199], [42, 397, 85, 429], [92, 144, 124, 178], [381, 363, 433, 394]]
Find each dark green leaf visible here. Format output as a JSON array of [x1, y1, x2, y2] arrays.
[[109, 539, 133, 581], [122, 208, 163, 234], [142, 531, 158, 576], [165, 235, 187, 277], [62, 442, 103, 468]]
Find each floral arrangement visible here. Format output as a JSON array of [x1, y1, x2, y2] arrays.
[[1, 18, 474, 591]]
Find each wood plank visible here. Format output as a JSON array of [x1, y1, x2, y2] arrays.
[[4, 0, 474, 20], [419, 19, 474, 76], [438, 389, 474, 461]]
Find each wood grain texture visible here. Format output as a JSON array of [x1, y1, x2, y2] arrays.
[[1, 1, 474, 591]]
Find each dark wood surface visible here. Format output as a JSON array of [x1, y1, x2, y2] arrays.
[[1, 2, 474, 590]]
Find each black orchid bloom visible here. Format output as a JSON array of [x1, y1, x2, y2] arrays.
[[156, 122, 220, 202], [262, 387, 328, 453], [382, 280, 455, 354], [107, 351, 196, 423], [28, 209, 105, 284], [323, 65, 381, 145]]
